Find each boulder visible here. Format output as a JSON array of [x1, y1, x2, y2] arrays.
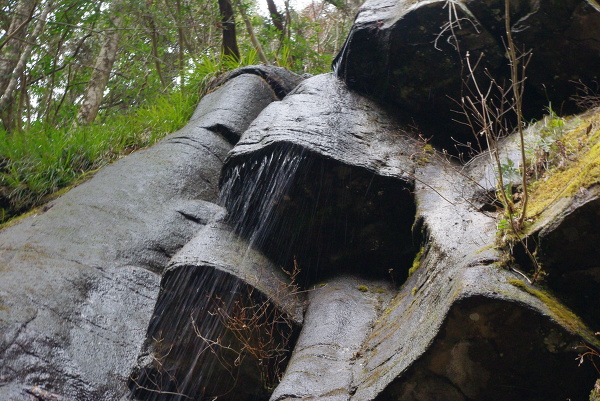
[[221, 73, 419, 284], [349, 150, 599, 401], [334, 0, 600, 145], [215, 72, 599, 401]]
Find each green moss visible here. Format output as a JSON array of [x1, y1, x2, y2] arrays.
[[408, 247, 425, 277], [474, 244, 496, 254], [590, 379, 600, 401], [526, 111, 600, 219], [508, 279, 599, 346], [357, 285, 369, 292], [411, 287, 418, 296]]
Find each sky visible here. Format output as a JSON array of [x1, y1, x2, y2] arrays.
[[256, 0, 318, 16]]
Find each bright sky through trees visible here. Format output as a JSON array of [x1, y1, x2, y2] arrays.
[[257, 0, 317, 15]]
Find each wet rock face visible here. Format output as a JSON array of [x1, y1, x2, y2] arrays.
[[222, 148, 416, 285], [375, 297, 595, 401], [221, 74, 420, 285], [271, 275, 394, 401], [130, 219, 305, 401], [0, 67, 302, 400], [1, 6, 600, 401], [216, 69, 599, 401], [334, 0, 600, 144], [534, 187, 600, 333]]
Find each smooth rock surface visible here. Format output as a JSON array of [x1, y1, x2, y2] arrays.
[[220, 73, 420, 284], [190, 73, 281, 143], [225, 73, 419, 181], [271, 276, 394, 401]]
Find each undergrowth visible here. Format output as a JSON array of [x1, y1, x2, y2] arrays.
[[0, 52, 258, 225], [0, 91, 197, 223]]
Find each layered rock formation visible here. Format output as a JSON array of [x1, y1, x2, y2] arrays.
[[0, 66, 303, 400], [334, 0, 600, 145], [1, 1, 599, 401]]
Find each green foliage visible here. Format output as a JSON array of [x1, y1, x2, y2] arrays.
[[499, 158, 520, 183], [496, 216, 511, 233], [190, 48, 260, 94], [0, 89, 198, 222], [526, 106, 569, 179]]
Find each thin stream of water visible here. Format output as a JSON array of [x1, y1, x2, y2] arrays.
[[219, 145, 307, 253], [131, 146, 308, 400], [131, 268, 243, 400]]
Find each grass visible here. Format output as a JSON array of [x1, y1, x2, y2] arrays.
[[0, 90, 199, 223], [0, 51, 269, 225]]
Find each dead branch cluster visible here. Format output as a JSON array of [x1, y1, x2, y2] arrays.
[[195, 259, 303, 390]]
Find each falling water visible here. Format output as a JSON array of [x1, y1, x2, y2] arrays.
[[332, 29, 353, 77], [219, 145, 307, 253], [129, 145, 307, 401], [129, 268, 242, 400], [130, 141, 417, 400]]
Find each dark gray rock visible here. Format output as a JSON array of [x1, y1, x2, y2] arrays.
[[207, 65, 307, 100], [523, 185, 600, 337], [347, 148, 598, 401], [220, 74, 420, 284], [225, 73, 419, 181], [130, 218, 305, 401], [270, 275, 394, 401], [190, 73, 281, 144], [215, 72, 599, 401], [374, 296, 595, 401], [0, 68, 293, 400], [344, 144, 598, 401], [1, 26, 597, 401], [334, 0, 600, 144]]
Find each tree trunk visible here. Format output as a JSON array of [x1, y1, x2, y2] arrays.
[[77, 2, 124, 125], [0, 0, 37, 94], [0, 0, 53, 130], [143, 2, 167, 88], [0, 0, 38, 129], [265, 0, 284, 32], [234, 0, 269, 65], [217, 0, 240, 61]]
